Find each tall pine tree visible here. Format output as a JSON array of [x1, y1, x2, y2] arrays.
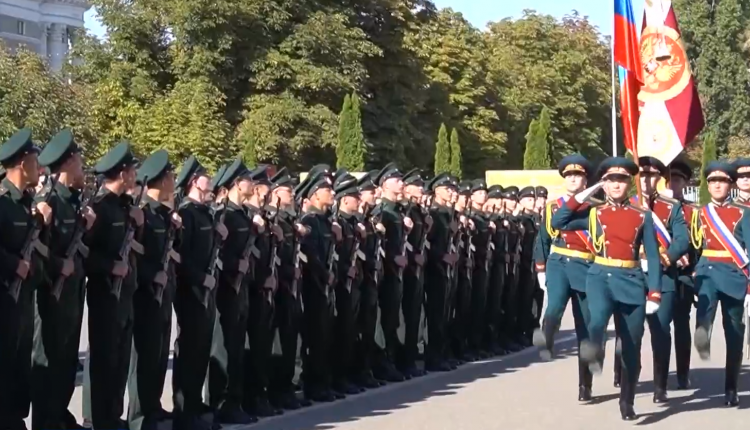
[[337, 94, 353, 169], [699, 133, 717, 205], [434, 123, 451, 175], [336, 94, 366, 170], [348, 93, 366, 171], [523, 107, 552, 169], [449, 128, 462, 179]]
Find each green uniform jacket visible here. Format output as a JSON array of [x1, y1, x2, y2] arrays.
[[136, 195, 176, 292], [300, 207, 334, 293], [176, 199, 216, 288]]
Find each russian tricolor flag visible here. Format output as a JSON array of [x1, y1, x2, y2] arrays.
[[614, 0, 643, 155]]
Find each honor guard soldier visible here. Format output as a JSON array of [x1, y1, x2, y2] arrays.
[[535, 186, 548, 214], [499, 186, 525, 350], [0, 129, 44, 430], [373, 163, 410, 382], [424, 173, 457, 372], [127, 150, 179, 430], [83, 141, 144, 430], [552, 156, 662, 420], [532, 155, 596, 400], [207, 159, 257, 425], [267, 168, 310, 410], [481, 184, 505, 356], [298, 171, 340, 402], [636, 157, 690, 403], [400, 168, 428, 378], [668, 158, 697, 389], [466, 180, 493, 358], [210, 164, 229, 204], [32, 129, 92, 430], [517, 186, 540, 346], [172, 156, 227, 430], [690, 161, 750, 407], [734, 157, 750, 204], [331, 173, 367, 392], [353, 172, 386, 388]]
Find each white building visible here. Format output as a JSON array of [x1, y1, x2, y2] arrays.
[[0, 0, 91, 71]]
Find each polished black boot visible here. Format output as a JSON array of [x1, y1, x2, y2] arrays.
[[578, 360, 593, 401], [532, 321, 555, 361], [724, 358, 741, 407], [619, 367, 637, 421], [694, 326, 711, 360], [613, 355, 622, 388], [652, 361, 668, 404]]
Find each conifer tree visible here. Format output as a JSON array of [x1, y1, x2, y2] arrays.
[[434, 123, 451, 175]]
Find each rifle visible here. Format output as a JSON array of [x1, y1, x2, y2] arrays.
[[344, 213, 364, 293], [51, 178, 99, 300], [10, 175, 59, 302], [263, 195, 283, 303], [204, 196, 229, 306], [446, 202, 461, 282], [463, 206, 475, 285], [415, 195, 433, 281], [112, 178, 147, 300], [325, 204, 340, 297], [289, 201, 303, 300], [153, 193, 182, 305], [363, 203, 385, 286], [396, 201, 414, 283]]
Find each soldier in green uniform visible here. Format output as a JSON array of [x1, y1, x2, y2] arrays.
[[637, 157, 690, 403], [32, 129, 92, 430], [372, 163, 410, 382], [206, 159, 257, 424], [399, 168, 428, 378], [482, 185, 506, 356], [298, 172, 339, 402], [667, 158, 697, 390], [83, 141, 144, 429], [466, 180, 493, 359], [173, 156, 227, 430], [499, 186, 525, 350], [517, 186, 540, 346], [552, 157, 662, 420], [331, 172, 367, 392], [126, 150, 179, 430], [448, 180, 473, 362], [690, 161, 750, 407], [0, 129, 43, 430]]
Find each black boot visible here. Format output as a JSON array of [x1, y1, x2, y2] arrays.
[[652, 361, 668, 404], [619, 367, 637, 421], [533, 321, 555, 361], [694, 326, 711, 360], [613, 355, 622, 388], [578, 360, 593, 402], [725, 357, 741, 407], [579, 340, 602, 375]]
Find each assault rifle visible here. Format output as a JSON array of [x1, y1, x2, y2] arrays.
[[415, 195, 433, 282], [396, 201, 414, 283], [112, 177, 147, 300], [205, 196, 228, 306], [263, 195, 283, 303], [153, 193, 183, 305], [325, 204, 340, 297]]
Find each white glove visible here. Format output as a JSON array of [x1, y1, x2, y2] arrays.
[[574, 182, 604, 204], [744, 295, 750, 312], [646, 300, 660, 315], [659, 189, 674, 199], [641, 259, 649, 273], [537, 273, 547, 291]]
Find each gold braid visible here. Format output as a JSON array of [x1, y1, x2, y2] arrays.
[[545, 202, 559, 239], [589, 207, 604, 253], [690, 207, 703, 250]]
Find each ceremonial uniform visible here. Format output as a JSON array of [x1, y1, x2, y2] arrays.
[[84, 141, 141, 429], [467, 181, 493, 358], [690, 161, 750, 407], [32, 130, 87, 430], [551, 157, 662, 420], [517, 186, 540, 345], [532, 155, 595, 400], [453, 181, 480, 361], [499, 187, 525, 348], [0, 129, 41, 429], [127, 150, 177, 430], [482, 186, 507, 355]]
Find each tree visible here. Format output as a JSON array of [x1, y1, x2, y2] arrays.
[[523, 107, 552, 169], [449, 128, 462, 179], [336, 94, 353, 167], [434, 123, 451, 175], [699, 133, 717, 205], [336, 93, 366, 171]]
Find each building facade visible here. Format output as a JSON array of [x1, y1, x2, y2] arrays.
[[0, 0, 91, 71]]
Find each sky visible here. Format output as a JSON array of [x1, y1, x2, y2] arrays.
[[84, 1, 647, 39]]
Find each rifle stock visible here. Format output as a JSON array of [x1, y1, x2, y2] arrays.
[[112, 179, 148, 300]]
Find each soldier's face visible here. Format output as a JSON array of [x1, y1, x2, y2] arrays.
[[639, 170, 660, 195], [471, 190, 487, 206], [504, 198, 516, 210], [384, 177, 403, 195], [274, 186, 293, 206], [535, 197, 545, 208], [314, 187, 334, 206], [404, 184, 423, 201], [435, 186, 451, 202], [736, 171, 750, 192], [342, 195, 360, 211], [668, 175, 687, 196], [122, 165, 137, 190], [708, 176, 731, 200], [22, 153, 40, 187], [360, 189, 376, 206], [60, 152, 85, 188], [255, 184, 270, 201], [520, 196, 535, 211], [154, 170, 176, 196], [237, 178, 254, 197], [455, 197, 466, 211], [563, 173, 586, 193], [604, 176, 630, 200]]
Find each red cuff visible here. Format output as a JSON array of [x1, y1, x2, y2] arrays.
[[647, 291, 662, 303], [535, 263, 546, 272], [565, 198, 583, 211], [746, 285, 750, 294]]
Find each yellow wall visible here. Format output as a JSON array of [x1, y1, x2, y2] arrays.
[[485, 170, 566, 199]]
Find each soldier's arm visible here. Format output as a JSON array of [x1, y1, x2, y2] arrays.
[[0, 201, 22, 280], [83, 200, 116, 276], [550, 199, 589, 231], [219, 209, 241, 276], [426, 211, 447, 261], [666, 204, 690, 264], [136, 210, 161, 287], [642, 212, 663, 293], [175, 207, 207, 286], [382, 211, 402, 260], [533, 224, 550, 272], [35, 193, 65, 276], [300, 216, 326, 274]]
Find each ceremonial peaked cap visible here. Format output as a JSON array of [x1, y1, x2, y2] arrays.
[[471, 179, 487, 193], [733, 158, 750, 173], [427, 172, 455, 191], [669, 158, 692, 181], [137, 149, 173, 186], [176, 155, 207, 189], [220, 159, 253, 189], [357, 171, 377, 192], [596, 156, 638, 180], [93, 140, 138, 175], [535, 186, 548, 198], [271, 167, 294, 189], [334, 173, 360, 199], [375, 162, 402, 186], [704, 160, 736, 181], [309, 164, 333, 184], [487, 184, 503, 199], [304, 171, 333, 199], [39, 128, 81, 171], [502, 186, 519, 200], [458, 180, 472, 196], [249, 164, 271, 185], [0, 128, 39, 166], [639, 156, 668, 176], [557, 154, 590, 177], [333, 168, 348, 183], [211, 164, 228, 193], [402, 168, 424, 187], [519, 186, 536, 199]]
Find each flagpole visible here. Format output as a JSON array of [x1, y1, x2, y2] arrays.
[[611, 31, 617, 157]]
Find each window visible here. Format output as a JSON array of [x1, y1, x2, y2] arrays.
[[17, 21, 25, 36]]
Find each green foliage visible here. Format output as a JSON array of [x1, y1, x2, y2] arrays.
[[336, 93, 366, 171], [434, 123, 450, 175], [523, 106, 552, 169], [449, 128, 462, 179], [699, 133, 717, 205]]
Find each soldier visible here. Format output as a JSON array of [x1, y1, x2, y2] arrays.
[[465, 180, 493, 358], [423, 173, 457, 372], [372, 163, 410, 382], [0, 129, 44, 430], [532, 155, 596, 401], [400, 168, 428, 378], [636, 157, 690, 404], [83, 141, 144, 429], [498, 186, 525, 350], [483, 184, 507, 355], [127, 150, 180, 430], [516, 186, 540, 346], [734, 157, 750, 204], [535, 186, 548, 214], [331, 173, 367, 392], [206, 159, 257, 424], [551, 156, 662, 420], [172, 156, 227, 430], [668, 158, 697, 389], [32, 129, 92, 430], [298, 171, 339, 402], [690, 161, 750, 407], [353, 172, 386, 388]]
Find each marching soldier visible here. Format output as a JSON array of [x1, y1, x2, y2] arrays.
[[207, 159, 257, 424], [551, 156, 662, 420], [0, 129, 44, 430], [637, 157, 689, 403], [400, 168, 428, 378], [127, 150, 179, 430], [466, 180, 493, 358], [668, 158, 697, 389], [690, 161, 750, 407], [532, 155, 596, 400], [173, 156, 227, 430], [499, 186, 525, 350], [33, 129, 92, 430], [516, 186, 540, 347], [483, 185, 506, 356], [448, 180, 472, 364]]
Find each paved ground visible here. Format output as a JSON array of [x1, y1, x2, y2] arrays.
[[42, 304, 750, 429]]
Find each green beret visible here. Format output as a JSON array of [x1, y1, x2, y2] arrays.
[[93, 140, 138, 175], [39, 128, 81, 170], [175, 155, 207, 189], [210, 164, 228, 193], [219, 159, 251, 189], [0, 128, 39, 165], [137, 149, 173, 186]]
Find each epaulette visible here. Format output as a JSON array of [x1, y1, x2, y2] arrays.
[[0, 184, 8, 196]]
